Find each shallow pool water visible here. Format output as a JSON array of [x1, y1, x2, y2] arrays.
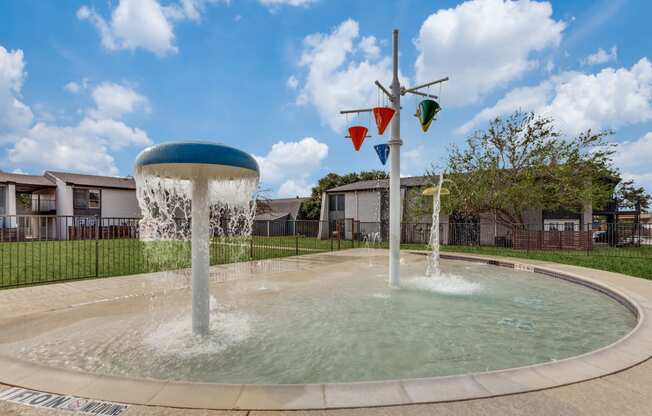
[[0, 255, 636, 384]]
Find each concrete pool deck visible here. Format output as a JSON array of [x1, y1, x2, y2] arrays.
[[0, 249, 650, 415]]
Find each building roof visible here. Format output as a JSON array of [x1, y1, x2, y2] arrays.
[[255, 212, 291, 221], [326, 176, 429, 193], [46, 171, 136, 190], [256, 197, 309, 220], [0, 172, 55, 187]]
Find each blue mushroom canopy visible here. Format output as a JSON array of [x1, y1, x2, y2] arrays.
[[134, 141, 259, 181]]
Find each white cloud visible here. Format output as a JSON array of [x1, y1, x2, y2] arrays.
[[583, 46, 617, 66], [415, 0, 565, 107], [277, 179, 313, 198], [89, 82, 150, 119], [292, 19, 406, 132], [77, 0, 226, 55], [64, 81, 81, 94], [286, 75, 299, 90], [77, 117, 151, 149], [621, 172, 652, 194], [614, 132, 652, 192], [254, 137, 328, 197], [401, 144, 436, 177], [614, 132, 652, 172], [64, 78, 90, 94], [7, 120, 149, 176], [0, 46, 33, 133], [359, 36, 380, 60], [259, 0, 316, 8], [163, 0, 228, 22], [457, 81, 552, 134], [460, 58, 652, 135], [78, 0, 176, 55], [1, 45, 152, 175]]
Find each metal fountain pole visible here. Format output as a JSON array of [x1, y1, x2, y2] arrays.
[[192, 176, 210, 335], [338, 28, 448, 289], [388, 29, 401, 287]]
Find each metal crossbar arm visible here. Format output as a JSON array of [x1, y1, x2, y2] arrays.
[[374, 80, 394, 100], [340, 108, 373, 114], [335, 29, 450, 289], [340, 106, 402, 114], [345, 135, 372, 138], [405, 90, 438, 99], [403, 77, 449, 94]]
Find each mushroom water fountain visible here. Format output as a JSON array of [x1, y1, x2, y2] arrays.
[[134, 141, 259, 335]]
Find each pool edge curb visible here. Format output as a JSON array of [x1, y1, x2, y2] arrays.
[[0, 250, 650, 410]]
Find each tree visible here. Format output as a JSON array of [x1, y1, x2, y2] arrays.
[[435, 111, 618, 227], [299, 170, 388, 220], [615, 180, 651, 211]]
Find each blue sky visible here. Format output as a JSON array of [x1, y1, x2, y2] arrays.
[[1, 0, 651, 197]]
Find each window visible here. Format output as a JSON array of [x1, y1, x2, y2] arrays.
[[73, 189, 85, 208], [544, 219, 579, 231], [328, 194, 345, 211], [328, 195, 336, 210], [89, 190, 100, 209], [74, 188, 101, 209]]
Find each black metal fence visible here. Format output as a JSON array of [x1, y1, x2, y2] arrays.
[[0, 216, 356, 289], [367, 220, 652, 258], [1, 215, 650, 288]]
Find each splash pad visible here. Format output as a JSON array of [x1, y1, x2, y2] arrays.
[[134, 141, 259, 335]]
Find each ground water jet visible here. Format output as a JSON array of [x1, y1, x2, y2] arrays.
[[363, 231, 381, 266], [134, 141, 259, 335], [422, 174, 450, 277]]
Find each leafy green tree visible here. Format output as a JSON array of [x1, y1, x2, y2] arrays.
[[299, 170, 388, 220], [434, 111, 618, 227], [615, 180, 651, 211]]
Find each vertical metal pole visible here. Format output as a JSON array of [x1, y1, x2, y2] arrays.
[[295, 221, 299, 255], [95, 215, 99, 277], [586, 223, 590, 255], [330, 221, 333, 251], [192, 177, 210, 336], [388, 29, 402, 288], [337, 221, 341, 250]]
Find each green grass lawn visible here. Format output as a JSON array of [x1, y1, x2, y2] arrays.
[[357, 240, 652, 280], [0, 236, 353, 288], [1, 236, 649, 288], [437, 245, 652, 280], [385, 243, 651, 280]]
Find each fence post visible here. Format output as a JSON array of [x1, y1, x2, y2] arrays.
[[250, 237, 254, 260], [95, 215, 100, 277], [295, 221, 299, 255], [337, 221, 341, 250], [330, 222, 333, 251]]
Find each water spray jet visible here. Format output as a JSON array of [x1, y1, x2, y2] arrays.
[[135, 141, 259, 335], [423, 175, 453, 277]]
